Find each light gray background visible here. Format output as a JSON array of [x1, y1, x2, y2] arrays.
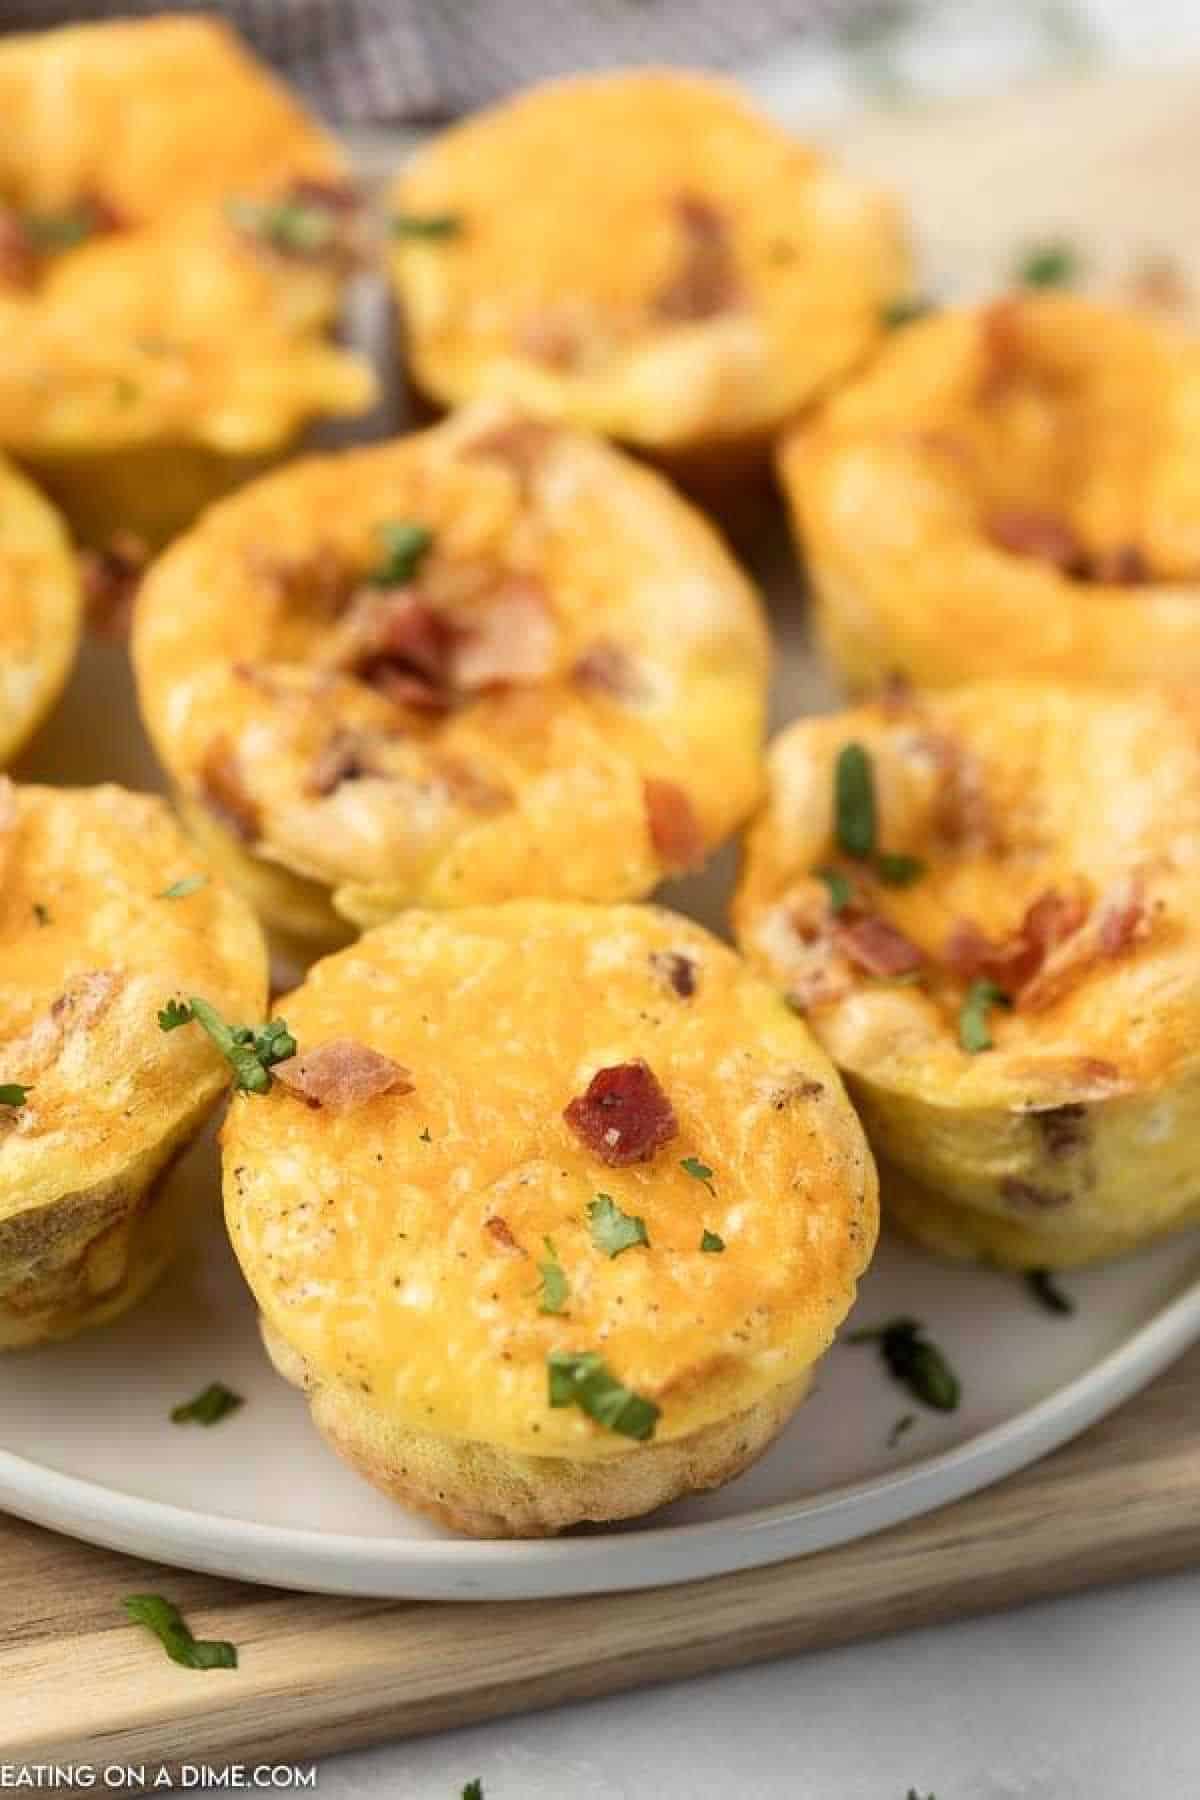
[[243, 4, 1200, 1795]]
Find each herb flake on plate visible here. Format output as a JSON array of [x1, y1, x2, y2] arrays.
[[589, 1193, 649, 1258], [547, 1350, 659, 1440], [850, 1317, 961, 1412], [122, 1594, 237, 1670], [1026, 1268, 1075, 1316], [1018, 240, 1078, 288], [171, 1382, 244, 1427]]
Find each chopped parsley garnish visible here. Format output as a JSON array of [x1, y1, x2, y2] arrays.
[[816, 866, 853, 913], [370, 519, 434, 587], [700, 1228, 725, 1253], [548, 1350, 659, 1440], [122, 1594, 237, 1670], [1018, 240, 1078, 289], [680, 1155, 715, 1194], [834, 742, 876, 859], [391, 211, 463, 240], [883, 296, 934, 328], [589, 1193, 649, 1258], [849, 1318, 960, 1412], [536, 1237, 569, 1314], [157, 997, 296, 1093], [1026, 1268, 1074, 1316], [32, 903, 50, 926], [159, 875, 208, 900], [887, 1412, 916, 1448], [831, 744, 926, 887], [227, 194, 337, 257], [0, 1083, 30, 1108], [24, 206, 98, 252], [874, 851, 926, 887], [171, 1383, 244, 1427], [958, 978, 1011, 1054]]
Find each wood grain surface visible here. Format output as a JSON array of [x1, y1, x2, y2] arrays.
[[7, 60, 1200, 1780], [6, 1341, 1200, 1772]]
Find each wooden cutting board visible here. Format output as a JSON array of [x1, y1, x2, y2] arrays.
[[7, 1341, 1200, 1771], [7, 60, 1200, 1776]]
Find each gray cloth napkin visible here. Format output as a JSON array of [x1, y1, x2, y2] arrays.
[[0, 0, 885, 121]]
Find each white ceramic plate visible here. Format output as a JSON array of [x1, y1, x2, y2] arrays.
[[6, 579, 1200, 1600], [7, 89, 1200, 1600]]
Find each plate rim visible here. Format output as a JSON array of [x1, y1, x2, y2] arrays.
[[4, 1268, 1198, 1601]]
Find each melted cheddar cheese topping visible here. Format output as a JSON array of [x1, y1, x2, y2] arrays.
[[223, 903, 877, 1458]]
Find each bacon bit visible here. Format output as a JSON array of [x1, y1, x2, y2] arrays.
[[306, 730, 373, 797], [1128, 254, 1192, 314], [1000, 1176, 1072, 1212], [430, 753, 512, 814], [272, 1040, 413, 1112], [517, 309, 587, 370], [945, 887, 1089, 993], [1031, 1103, 1090, 1158], [1018, 874, 1148, 1013], [0, 207, 36, 286], [344, 590, 456, 712], [374, 591, 454, 681], [652, 193, 741, 323], [564, 1059, 679, 1167], [878, 670, 915, 717], [987, 509, 1085, 575], [643, 778, 705, 872], [79, 530, 150, 640], [485, 1216, 524, 1254], [464, 417, 554, 479], [977, 299, 1026, 397], [199, 740, 260, 845], [649, 950, 697, 998], [449, 578, 557, 690], [836, 913, 924, 979], [254, 544, 356, 617], [1089, 544, 1150, 585], [916, 731, 994, 850], [1096, 872, 1150, 956], [572, 642, 647, 704]]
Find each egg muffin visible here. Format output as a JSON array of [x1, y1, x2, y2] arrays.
[[0, 780, 268, 1346], [221, 901, 876, 1535], [0, 458, 82, 765], [131, 402, 771, 949], [387, 70, 906, 494], [733, 681, 1200, 1269], [779, 292, 1200, 693], [0, 15, 374, 547]]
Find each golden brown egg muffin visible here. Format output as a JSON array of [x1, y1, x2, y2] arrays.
[[387, 71, 907, 491], [0, 15, 374, 547], [221, 901, 877, 1535], [0, 457, 82, 765], [733, 680, 1200, 1269], [0, 780, 268, 1346], [779, 292, 1200, 693], [131, 402, 771, 949]]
